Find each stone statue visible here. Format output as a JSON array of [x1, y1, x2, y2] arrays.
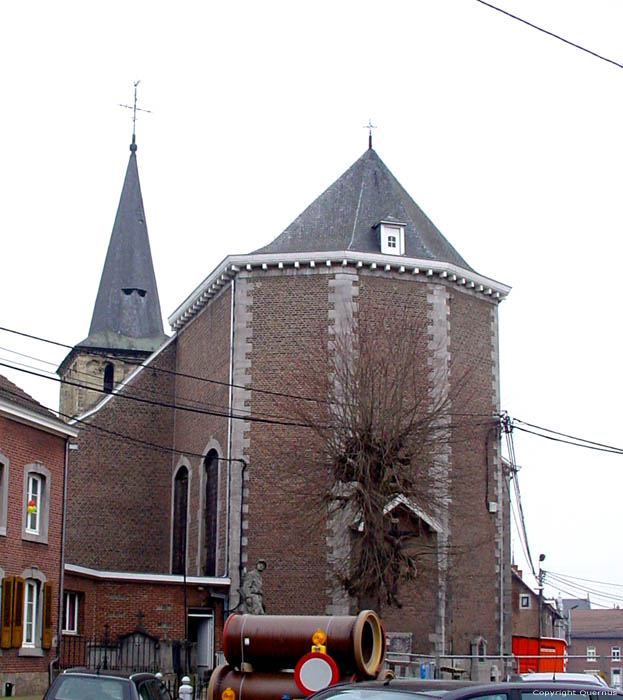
[[240, 559, 267, 614]]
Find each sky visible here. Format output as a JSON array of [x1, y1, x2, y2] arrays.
[[2, 0, 623, 608]]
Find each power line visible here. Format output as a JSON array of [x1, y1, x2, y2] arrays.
[[547, 570, 623, 589], [0, 325, 497, 419], [513, 425, 623, 456], [514, 418, 623, 454], [0, 384, 241, 463], [0, 354, 324, 427], [0, 324, 326, 406], [0, 360, 324, 431], [474, 0, 623, 71]]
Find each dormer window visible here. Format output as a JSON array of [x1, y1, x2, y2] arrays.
[[378, 220, 405, 256]]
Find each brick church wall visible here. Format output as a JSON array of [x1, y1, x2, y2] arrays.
[[244, 270, 331, 614], [446, 289, 504, 654], [65, 342, 177, 573], [173, 283, 232, 577]]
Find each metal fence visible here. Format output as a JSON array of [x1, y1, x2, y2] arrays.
[[59, 631, 170, 673]]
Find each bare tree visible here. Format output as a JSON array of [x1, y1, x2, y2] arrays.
[[299, 308, 478, 609]]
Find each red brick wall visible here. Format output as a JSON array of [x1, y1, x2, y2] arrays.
[[244, 272, 330, 614], [65, 342, 177, 573], [447, 290, 501, 654], [62, 573, 223, 642], [0, 414, 67, 674], [173, 284, 232, 576]]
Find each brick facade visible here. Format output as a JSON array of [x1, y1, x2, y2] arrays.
[[0, 377, 77, 695]]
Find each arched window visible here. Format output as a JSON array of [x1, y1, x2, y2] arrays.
[[172, 466, 188, 575], [204, 450, 219, 576], [103, 363, 115, 393]]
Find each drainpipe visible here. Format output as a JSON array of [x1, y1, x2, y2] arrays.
[[225, 278, 236, 579], [50, 437, 72, 684]]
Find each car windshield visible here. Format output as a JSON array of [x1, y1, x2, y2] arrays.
[[53, 675, 130, 700]]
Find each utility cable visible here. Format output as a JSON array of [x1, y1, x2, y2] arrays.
[[0, 325, 497, 419], [0, 384, 241, 463], [0, 361, 324, 431], [474, 0, 623, 71], [547, 571, 623, 588], [514, 418, 623, 454]]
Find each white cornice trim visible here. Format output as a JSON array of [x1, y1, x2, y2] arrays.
[[65, 563, 230, 586], [0, 398, 78, 438], [168, 251, 511, 332]]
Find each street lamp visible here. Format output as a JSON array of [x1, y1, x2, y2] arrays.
[[538, 554, 546, 671]]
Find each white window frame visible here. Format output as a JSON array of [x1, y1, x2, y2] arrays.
[[379, 221, 406, 256], [63, 591, 79, 634], [519, 594, 531, 609], [587, 646, 597, 661], [612, 646, 621, 661], [0, 454, 8, 536], [23, 579, 39, 648], [22, 462, 50, 544], [25, 473, 42, 534]]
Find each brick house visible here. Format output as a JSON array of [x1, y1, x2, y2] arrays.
[[567, 608, 623, 689], [58, 139, 513, 679], [511, 567, 567, 673], [0, 375, 77, 695]]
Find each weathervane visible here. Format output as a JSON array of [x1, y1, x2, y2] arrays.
[[119, 81, 152, 152], [364, 119, 377, 149]]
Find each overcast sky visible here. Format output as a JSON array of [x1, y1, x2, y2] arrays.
[[2, 0, 622, 608]]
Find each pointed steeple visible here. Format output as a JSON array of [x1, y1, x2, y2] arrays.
[[80, 146, 167, 351], [57, 142, 167, 419], [255, 148, 472, 271]]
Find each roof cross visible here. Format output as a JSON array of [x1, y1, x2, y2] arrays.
[[363, 119, 377, 149], [119, 81, 152, 152]]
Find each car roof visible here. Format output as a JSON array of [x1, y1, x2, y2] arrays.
[[62, 667, 158, 682], [310, 679, 621, 699]]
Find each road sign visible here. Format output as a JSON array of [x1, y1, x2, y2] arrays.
[[294, 652, 339, 697]]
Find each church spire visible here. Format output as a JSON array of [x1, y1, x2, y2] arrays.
[[83, 147, 166, 351], [57, 141, 167, 418]]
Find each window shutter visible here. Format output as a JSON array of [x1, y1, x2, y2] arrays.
[[0, 577, 14, 649], [42, 581, 53, 649], [11, 577, 25, 648]]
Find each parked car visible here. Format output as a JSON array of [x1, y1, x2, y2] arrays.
[[44, 668, 174, 700], [514, 673, 609, 687], [308, 679, 622, 700]]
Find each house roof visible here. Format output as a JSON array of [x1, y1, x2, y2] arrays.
[[79, 146, 167, 352], [562, 598, 591, 617], [570, 609, 623, 637], [254, 147, 472, 270], [0, 374, 57, 420], [0, 374, 77, 437]]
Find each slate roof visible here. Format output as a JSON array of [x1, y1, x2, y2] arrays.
[[562, 598, 591, 617], [571, 609, 623, 638], [80, 147, 167, 352], [254, 147, 472, 270], [0, 374, 58, 420]]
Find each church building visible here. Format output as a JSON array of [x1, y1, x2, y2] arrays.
[[57, 134, 512, 680]]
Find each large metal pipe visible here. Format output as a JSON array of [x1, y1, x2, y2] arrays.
[[208, 665, 356, 700], [208, 665, 302, 700], [222, 610, 385, 678]]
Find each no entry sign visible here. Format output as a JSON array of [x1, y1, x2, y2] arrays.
[[294, 651, 340, 696]]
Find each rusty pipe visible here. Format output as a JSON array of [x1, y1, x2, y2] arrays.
[[222, 610, 385, 677]]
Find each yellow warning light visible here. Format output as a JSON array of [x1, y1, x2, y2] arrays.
[[311, 628, 327, 653], [222, 687, 236, 700], [312, 629, 327, 646]]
